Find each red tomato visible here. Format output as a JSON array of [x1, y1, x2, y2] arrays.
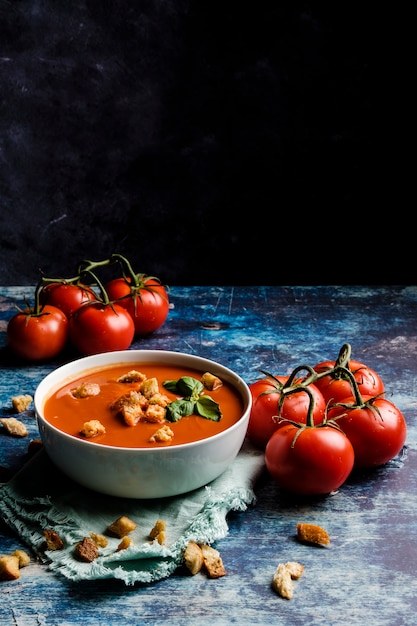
[[313, 359, 384, 404], [68, 302, 135, 355], [265, 422, 355, 495], [39, 282, 97, 318], [327, 395, 407, 468], [247, 376, 326, 449], [7, 305, 68, 362], [106, 277, 169, 335]]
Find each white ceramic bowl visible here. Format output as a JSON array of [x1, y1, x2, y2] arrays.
[[34, 350, 251, 499]]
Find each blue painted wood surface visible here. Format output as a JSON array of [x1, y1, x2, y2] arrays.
[[1, 285, 416, 626]]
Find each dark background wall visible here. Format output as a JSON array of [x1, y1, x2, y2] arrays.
[[0, 2, 399, 286]]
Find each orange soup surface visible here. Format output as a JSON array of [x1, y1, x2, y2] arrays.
[[43, 362, 244, 448]]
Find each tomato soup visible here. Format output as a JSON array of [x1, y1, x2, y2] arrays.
[[43, 362, 244, 448]]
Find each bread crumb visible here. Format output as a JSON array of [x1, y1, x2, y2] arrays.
[[200, 543, 226, 578], [296, 523, 330, 546], [183, 541, 204, 575], [0, 555, 21, 581], [149, 519, 166, 545], [116, 536, 132, 552], [90, 533, 108, 548], [0, 417, 28, 437], [27, 438, 43, 456], [43, 529, 64, 551], [106, 515, 137, 538], [74, 537, 99, 562], [284, 561, 304, 579], [12, 550, 30, 568], [12, 394, 33, 413], [272, 563, 294, 599]]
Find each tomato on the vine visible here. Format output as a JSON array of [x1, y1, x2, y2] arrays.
[[7, 305, 68, 362], [39, 282, 97, 318], [68, 301, 135, 355], [265, 422, 355, 495], [327, 395, 407, 468], [106, 276, 169, 336], [247, 375, 326, 449], [313, 354, 384, 404]]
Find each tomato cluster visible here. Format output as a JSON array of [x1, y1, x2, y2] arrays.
[[248, 344, 407, 495], [6, 254, 169, 362]]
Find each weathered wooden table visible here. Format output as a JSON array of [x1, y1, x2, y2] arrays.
[[1, 286, 416, 626]]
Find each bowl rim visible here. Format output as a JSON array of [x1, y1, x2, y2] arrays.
[[34, 349, 251, 453]]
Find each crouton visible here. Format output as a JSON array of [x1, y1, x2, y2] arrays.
[[71, 382, 100, 398], [80, 419, 106, 438], [12, 550, 30, 568], [110, 390, 147, 426], [272, 561, 305, 599], [200, 543, 226, 578], [0, 417, 28, 437], [0, 555, 21, 581], [74, 537, 99, 563], [143, 404, 166, 423], [149, 519, 166, 545], [11, 394, 33, 413], [117, 370, 147, 383], [140, 377, 159, 399], [296, 523, 330, 546], [116, 536, 132, 552], [90, 533, 108, 548], [43, 529, 64, 551], [201, 372, 223, 391], [183, 541, 204, 575], [148, 424, 174, 443], [106, 515, 137, 538]]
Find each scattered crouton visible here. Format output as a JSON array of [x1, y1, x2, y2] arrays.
[[90, 533, 108, 548], [12, 550, 30, 568], [284, 561, 305, 579], [296, 523, 330, 546], [71, 382, 101, 398], [183, 541, 204, 575], [0, 550, 30, 581], [116, 536, 132, 552], [200, 543, 226, 578], [12, 394, 33, 413], [43, 529, 65, 551], [149, 519, 166, 545], [106, 515, 137, 538], [148, 424, 174, 443], [0, 417, 28, 437], [0, 555, 21, 581], [80, 419, 106, 438], [201, 372, 223, 391], [27, 438, 43, 456], [272, 563, 294, 599], [74, 537, 99, 563]]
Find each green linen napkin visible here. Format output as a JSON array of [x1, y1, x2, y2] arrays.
[[0, 440, 264, 585]]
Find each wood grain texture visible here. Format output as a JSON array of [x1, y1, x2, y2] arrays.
[[1, 286, 416, 625]]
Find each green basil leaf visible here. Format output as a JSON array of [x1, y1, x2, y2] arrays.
[[163, 379, 180, 393], [165, 399, 196, 422], [195, 396, 222, 421], [176, 376, 204, 398]]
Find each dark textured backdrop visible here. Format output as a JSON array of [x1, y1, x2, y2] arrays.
[[0, 2, 394, 286]]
